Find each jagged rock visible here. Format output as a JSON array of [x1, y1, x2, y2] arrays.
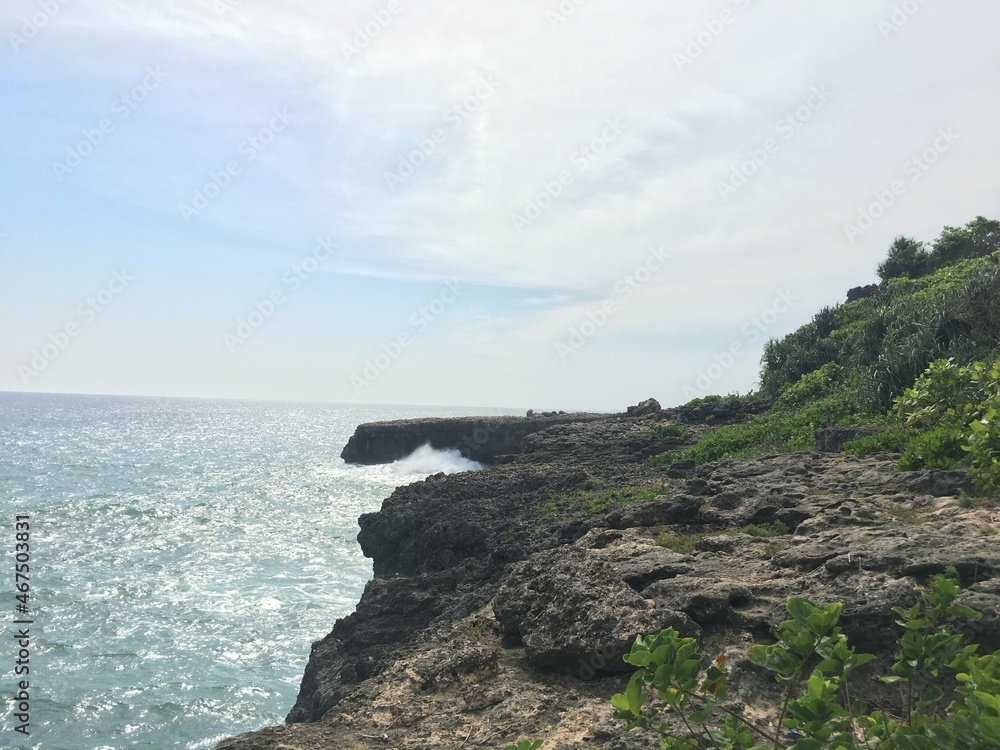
[[643, 579, 755, 628], [605, 494, 701, 529], [341, 413, 606, 464], [626, 397, 661, 416], [846, 284, 878, 302], [218, 417, 1000, 750], [664, 396, 771, 426], [493, 546, 696, 676]]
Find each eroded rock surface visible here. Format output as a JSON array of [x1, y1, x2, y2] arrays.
[[217, 411, 1000, 750]]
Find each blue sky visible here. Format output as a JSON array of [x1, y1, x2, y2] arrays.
[[2, 1, 998, 411]]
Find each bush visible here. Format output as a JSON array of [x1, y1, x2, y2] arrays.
[[650, 422, 687, 439], [611, 574, 998, 749], [843, 425, 915, 457], [897, 426, 968, 471], [928, 216, 1000, 268], [878, 235, 930, 281], [894, 356, 1000, 493]]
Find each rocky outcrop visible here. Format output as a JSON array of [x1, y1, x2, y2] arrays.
[[847, 283, 879, 302], [340, 413, 606, 465], [217, 410, 1000, 750], [625, 397, 661, 416], [493, 545, 696, 676]]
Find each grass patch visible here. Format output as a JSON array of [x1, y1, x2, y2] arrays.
[[655, 532, 704, 554], [957, 491, 1000, 510], [887, 502, 923, 524], [541, 485, 668, 517], [740, 520, 789, 538], [458, 617, 497, 639], [764, 539, 790, 556]]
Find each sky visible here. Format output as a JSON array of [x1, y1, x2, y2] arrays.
[[1, 0, 998, 412]]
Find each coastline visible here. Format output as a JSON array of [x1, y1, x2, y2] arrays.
[[215, 401, 1000, 749]]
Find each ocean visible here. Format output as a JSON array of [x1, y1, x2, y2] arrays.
[[0, 393, 501, 750]]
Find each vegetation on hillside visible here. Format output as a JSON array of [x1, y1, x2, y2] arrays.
[[647, 217, 1000, 496]]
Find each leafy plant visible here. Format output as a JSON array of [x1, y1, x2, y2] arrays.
[[843, 425, 916, 457], [611, 575, 997, 749], [894, 355, 1000, 493], [651, 422, 688, 439], [896, 426, 968, 471], [503, 741, 543, 750]]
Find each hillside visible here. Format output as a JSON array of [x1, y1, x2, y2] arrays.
[[648, 216, 1000, 496], [214, 218, 1000, 750]]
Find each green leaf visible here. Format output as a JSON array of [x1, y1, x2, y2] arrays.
[[787, 597, 821, 624], [947, 603, 983, 619], [921, 686, 945, 704], [626, 671, 646, 715], [610, 693, 630, 713]]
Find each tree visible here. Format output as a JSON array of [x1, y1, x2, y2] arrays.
[[929, 216, 1000, 268], [877, 235, 930, 282]]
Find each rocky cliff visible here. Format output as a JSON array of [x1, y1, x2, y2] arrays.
[[217, 403, 1000, 750], [339, 412, 607, 464]]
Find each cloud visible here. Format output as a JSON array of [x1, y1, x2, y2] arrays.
[[4, 0, 999, 407]]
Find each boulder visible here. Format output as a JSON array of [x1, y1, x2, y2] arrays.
[[626, 398, 661, 416], [493, 547, 695, 676]]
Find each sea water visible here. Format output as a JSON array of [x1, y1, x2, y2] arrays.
[[0, 393, 499, 749]]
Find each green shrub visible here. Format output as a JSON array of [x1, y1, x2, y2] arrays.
[[897, 426, 968, 471], [843, 425, 916, 457], [611, 574, 998, 749], [650, 422, 687, 439], [646, 452, 679, 469], [894, 356, 1000, 493]]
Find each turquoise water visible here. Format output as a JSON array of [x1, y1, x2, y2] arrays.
[[0, 393, 497, 749]]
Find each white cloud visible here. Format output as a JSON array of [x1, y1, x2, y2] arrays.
[[5, 0, 999, 406]]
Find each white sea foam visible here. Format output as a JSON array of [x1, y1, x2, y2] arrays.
[[391, 443, 485, 476]]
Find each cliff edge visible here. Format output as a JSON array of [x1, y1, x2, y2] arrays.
[[339, 412, 608, 465], [217, 402, 1000, 750]]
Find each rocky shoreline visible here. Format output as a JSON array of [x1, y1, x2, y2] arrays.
[[217, 401, 1000, 750]]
